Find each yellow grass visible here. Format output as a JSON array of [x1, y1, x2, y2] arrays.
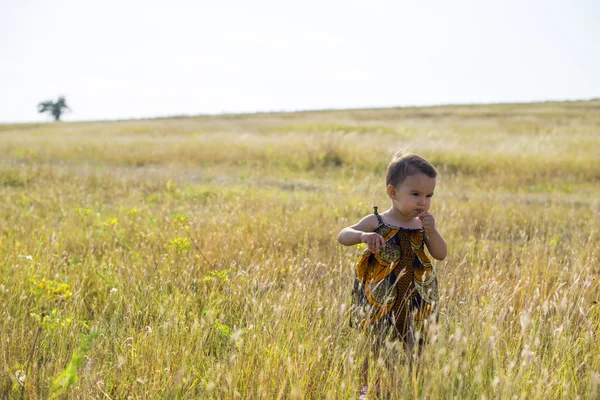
[[0, 100, 599, 399]]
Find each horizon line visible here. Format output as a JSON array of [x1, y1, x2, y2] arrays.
[[2, 97, 599, 125]]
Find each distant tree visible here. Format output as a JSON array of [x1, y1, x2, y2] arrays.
[[38, 96, 71, 121]]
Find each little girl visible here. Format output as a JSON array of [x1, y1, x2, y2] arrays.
[[337, 151, 447, 397]]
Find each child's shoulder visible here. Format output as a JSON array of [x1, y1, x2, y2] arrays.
[[355, 213, 381, 231]]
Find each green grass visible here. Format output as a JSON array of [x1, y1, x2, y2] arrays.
[[1, 100, 599, 399]]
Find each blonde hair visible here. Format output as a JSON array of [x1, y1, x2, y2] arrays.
[[386, 151, 437, 187]]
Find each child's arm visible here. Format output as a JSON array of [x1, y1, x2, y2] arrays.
[[419, 212, 447, 260], [337, 214, 385, 253]]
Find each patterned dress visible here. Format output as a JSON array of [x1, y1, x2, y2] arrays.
[[350, 208, 439, 342]]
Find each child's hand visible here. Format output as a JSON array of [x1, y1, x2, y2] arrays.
[[360, 232, 385, 253], [418, 212, 436, 234]]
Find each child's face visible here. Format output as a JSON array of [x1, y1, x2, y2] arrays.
[[388, 172, 436, 219]]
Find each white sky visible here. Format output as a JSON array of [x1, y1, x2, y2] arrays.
[[1, 0, 599, 122]]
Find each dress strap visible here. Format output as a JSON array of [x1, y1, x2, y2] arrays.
[[373, 206, 383, 225]]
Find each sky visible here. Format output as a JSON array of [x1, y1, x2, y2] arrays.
[[1, 0, 599, 123]]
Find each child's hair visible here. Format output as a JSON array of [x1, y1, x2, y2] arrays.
[[386, 151, 437, 187]]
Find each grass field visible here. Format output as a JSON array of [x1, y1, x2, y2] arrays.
[[1, 100, 599, 399]]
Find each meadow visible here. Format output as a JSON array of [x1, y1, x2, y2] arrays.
[[0, 100, 599, 399]]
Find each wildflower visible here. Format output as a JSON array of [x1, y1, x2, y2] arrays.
[[214, 321, 232, 337], [105, 217, 118, 227], [169, 237, 191, 254], [203, 268, 232, 282], [76, 207, 93, 216], [172, 212, 189, 227], [15, 370, 26, 385], [30, 278, 73, 301], [110, 287, 118, 294]]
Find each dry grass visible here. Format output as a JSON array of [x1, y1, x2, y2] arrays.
[[0, 100, 599, 399]]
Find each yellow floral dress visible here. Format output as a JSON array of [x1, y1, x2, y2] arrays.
[[350, 207, 439, 341]]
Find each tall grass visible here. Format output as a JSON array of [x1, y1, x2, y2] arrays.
[[0, 100, 599, 399]]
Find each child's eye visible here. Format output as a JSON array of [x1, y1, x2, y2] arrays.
[[426, 194, 433, 198]]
